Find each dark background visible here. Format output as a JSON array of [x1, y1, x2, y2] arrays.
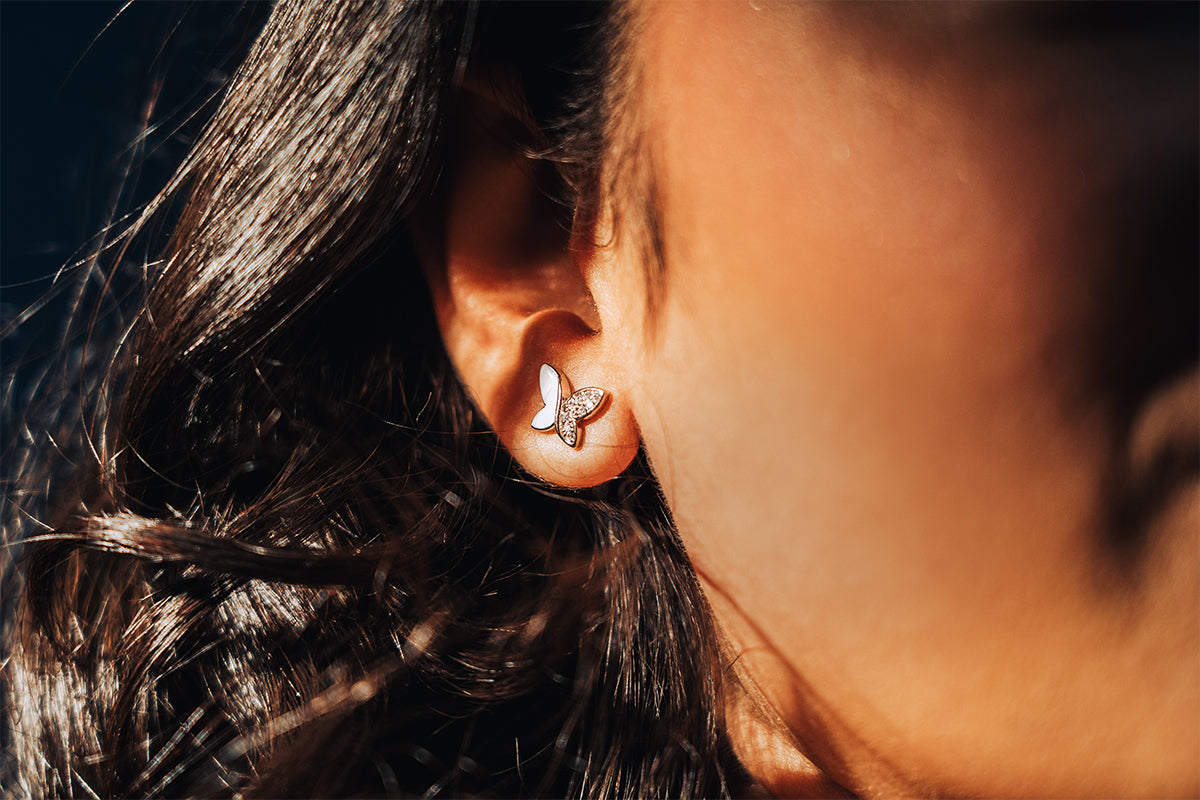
[[1, 1, 267, 386]]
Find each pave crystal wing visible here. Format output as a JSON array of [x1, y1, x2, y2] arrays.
[[556, 387, 605, 448], [530, 364, 561, 431]]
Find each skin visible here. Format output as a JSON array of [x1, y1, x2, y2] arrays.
[[598, 2, 1199, 796], [426, 2, 1198, 795]]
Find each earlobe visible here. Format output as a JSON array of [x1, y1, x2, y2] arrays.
[[409, 76, 639, 488], [509, 354, 638, 489]]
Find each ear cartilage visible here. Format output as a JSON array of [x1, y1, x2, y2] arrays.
[[530, 363, 606, 448]]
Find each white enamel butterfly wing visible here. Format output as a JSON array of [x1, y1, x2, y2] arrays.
[[530, 363, 605, 448]]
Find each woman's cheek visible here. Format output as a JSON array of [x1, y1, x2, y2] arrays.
[[624, 1, 1197, 795]]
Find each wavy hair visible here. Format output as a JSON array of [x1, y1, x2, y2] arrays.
[[1, 2, 743, 797]]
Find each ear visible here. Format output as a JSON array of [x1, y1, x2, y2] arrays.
[[409, 76, 640, 488]]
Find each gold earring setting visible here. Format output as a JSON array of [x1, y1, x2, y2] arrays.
[[530, 363, 605, 448]]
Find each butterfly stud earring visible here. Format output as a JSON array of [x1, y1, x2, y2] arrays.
[[530, 363, 606, 448]]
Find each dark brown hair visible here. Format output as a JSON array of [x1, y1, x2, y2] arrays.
[[2, 2, 744, 797]]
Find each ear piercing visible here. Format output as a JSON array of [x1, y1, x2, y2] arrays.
[[530, 363, 605, 448]]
